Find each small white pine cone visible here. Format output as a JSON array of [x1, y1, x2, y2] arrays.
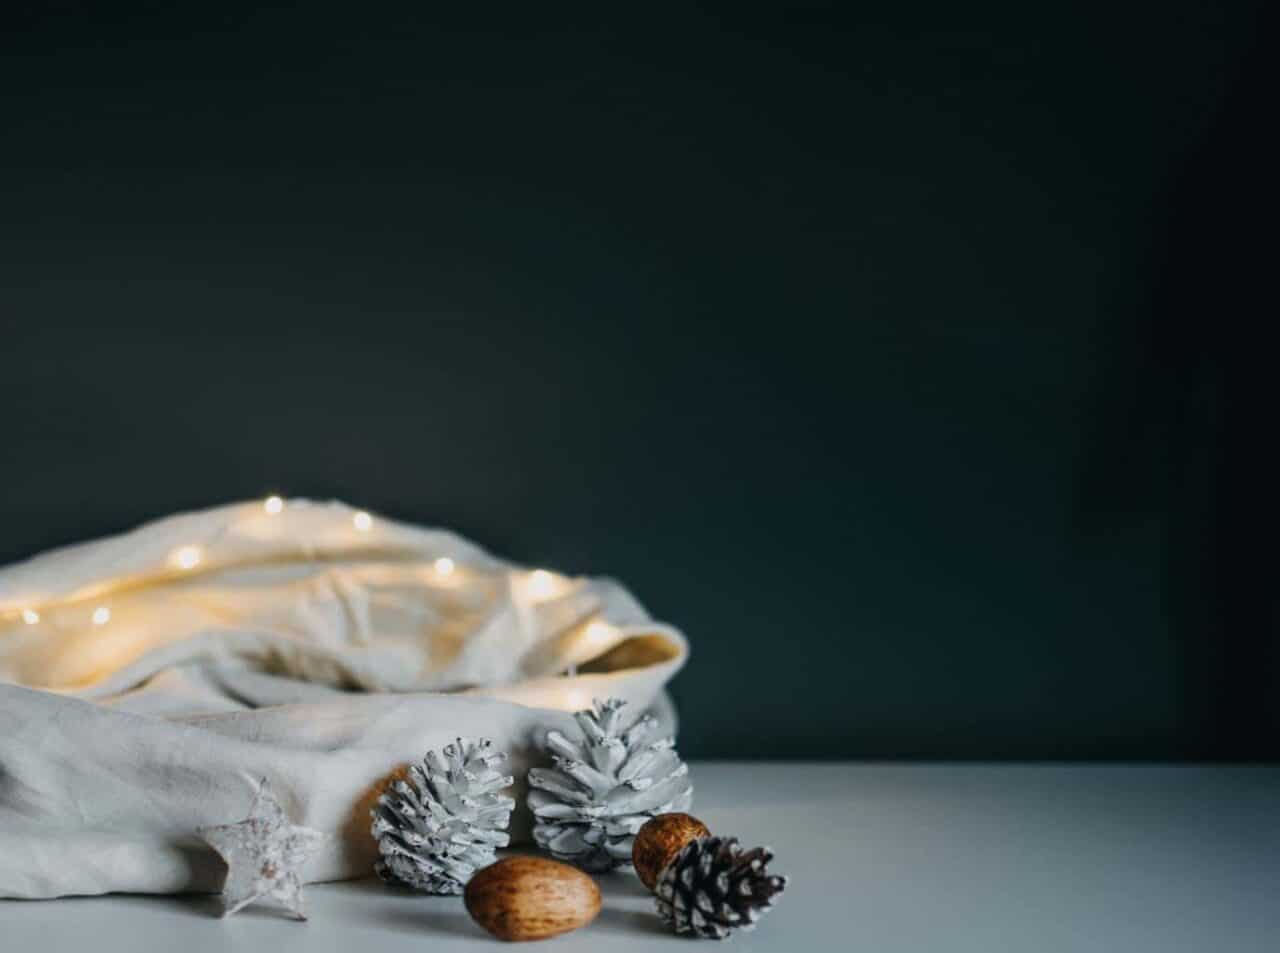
[[527, 698, 693, 872], [371, 737, 514, 894]]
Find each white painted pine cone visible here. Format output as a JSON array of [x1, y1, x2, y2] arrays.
[[371, 738, 514, 894], [527, 698, 692, 871]]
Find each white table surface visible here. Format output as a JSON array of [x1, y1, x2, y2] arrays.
[[3, 763, 1277, 952]]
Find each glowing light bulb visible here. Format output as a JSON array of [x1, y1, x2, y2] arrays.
[[434, 557, 455, 577], [584, 621, 613, 644], [353, 511, 373, 532], [92, 607, 111, 626], [529, 569, 556, 599], [21, 608, 40, 625], [264, 495, 284, 515], [170, 545, 201, 570]]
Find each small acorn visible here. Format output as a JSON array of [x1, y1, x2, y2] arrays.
[[632, 812, 712, 891], [464, 856, 601, 942]]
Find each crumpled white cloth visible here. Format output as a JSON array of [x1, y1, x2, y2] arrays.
[[0, 500, 687, 899]]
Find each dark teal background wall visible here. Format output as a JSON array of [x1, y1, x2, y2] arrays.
[[2, 3, 1275, 758]]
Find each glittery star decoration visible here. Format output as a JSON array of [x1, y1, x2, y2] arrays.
[[198, 777, 327, 920]]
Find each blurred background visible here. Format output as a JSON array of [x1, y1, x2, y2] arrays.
[[2, 2, 1274, 759]]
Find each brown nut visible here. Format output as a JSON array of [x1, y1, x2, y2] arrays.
[[632, 812, 712, 890], [464, 856, 601, 942]]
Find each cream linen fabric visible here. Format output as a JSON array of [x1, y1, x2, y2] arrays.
[[0, 501, 687, 899]]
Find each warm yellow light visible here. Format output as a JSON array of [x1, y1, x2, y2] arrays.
[[584, 621, 613, 644], [92, 607, 111, 626], [434, 557, 455, 577], [21, 608, 40, 625], [264, 495, 284, 515], [529, 569, 556, 599], [353, 511, 373, 532], [170, 545, 201, 570]]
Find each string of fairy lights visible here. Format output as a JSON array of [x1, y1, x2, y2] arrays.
[[4, 499, 618, 669]]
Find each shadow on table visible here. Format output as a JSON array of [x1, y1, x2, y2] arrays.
[[592, 905, 670, 938], [374, 906, 477, 940]]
